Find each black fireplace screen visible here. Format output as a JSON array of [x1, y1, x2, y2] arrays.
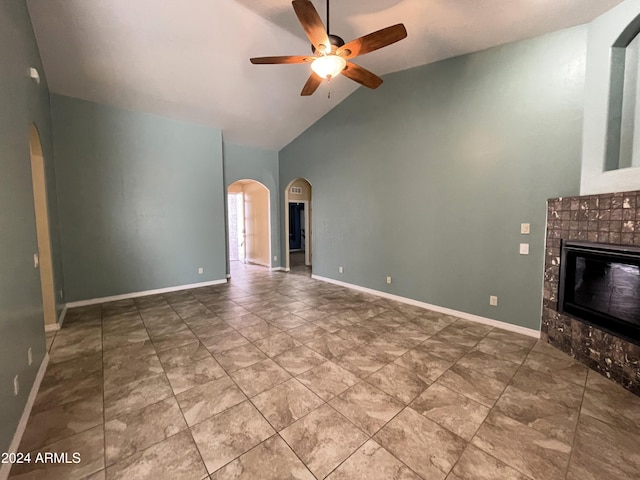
[[559, 241, 640, 344]]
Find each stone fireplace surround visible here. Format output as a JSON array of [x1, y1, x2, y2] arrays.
[[543, 189, 640, 395]]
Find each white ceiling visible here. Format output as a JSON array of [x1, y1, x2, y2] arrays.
[[27, 0, 622, 151]]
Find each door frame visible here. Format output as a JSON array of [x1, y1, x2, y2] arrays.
[[29, 124, 57, 329], [284, 178, 312, 271], [288, 200, 311, 266]]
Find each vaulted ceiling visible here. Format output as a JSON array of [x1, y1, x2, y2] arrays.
[[27, 0, 622, 150]]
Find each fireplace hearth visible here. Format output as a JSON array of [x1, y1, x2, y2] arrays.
[[543, 191, 640, 396]]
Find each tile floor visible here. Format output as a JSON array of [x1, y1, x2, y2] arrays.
[[10, 263, 640, 479]]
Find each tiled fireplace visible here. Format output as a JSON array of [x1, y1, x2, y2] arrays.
[[543, 190, 640, 395]]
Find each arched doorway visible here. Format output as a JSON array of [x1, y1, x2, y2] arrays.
[[227, 180, 271, 270], [285, 178, 312, 272], [29, 124, 57, 329]]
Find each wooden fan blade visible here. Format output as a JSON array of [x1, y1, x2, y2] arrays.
[[342, 62, 383, 89], [301, 72, 323, 96], [337, 24, 407, 59], [250, 55, 314, 65], [292, 0, 330, 54]]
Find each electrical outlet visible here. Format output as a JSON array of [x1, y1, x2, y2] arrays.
[[28, 347, 33, 366], [489, 296, 498, 306], [386, 276, 392, 284], [521, 223, 530, 234], [33, 253, 39, 268], [198, 267, 204, 274], [519, 243, 530, 255], [273, 255, 277, 261], [338, 266, 343, 274], [13, 375, 19, 396]]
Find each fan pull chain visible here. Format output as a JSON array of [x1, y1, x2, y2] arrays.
[[327, 77, 331, 99]]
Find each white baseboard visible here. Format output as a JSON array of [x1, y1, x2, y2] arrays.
[[311, 275, 540, 338], [270, 267, 285, 272], [44, 304, 67, 332], [65, 279, 228, 308], [0, 353, 49, 480], [284, 268, 291, 272]]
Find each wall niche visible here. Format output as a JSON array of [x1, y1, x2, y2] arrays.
[[606, 17, 640, 171]]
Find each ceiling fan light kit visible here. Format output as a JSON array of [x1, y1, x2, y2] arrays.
[[249, 0, 407, 96], [311, 55, 346, 79]]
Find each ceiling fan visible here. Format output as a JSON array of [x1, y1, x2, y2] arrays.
[[250, 0, 407, 96]]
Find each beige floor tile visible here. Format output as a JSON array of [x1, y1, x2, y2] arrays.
[[297, 361, 360, 400], [176, 376, 246, 426], [274, 345, 326, 375], [10, 425, 104, 480], [509, 365, 584, 410], [455, 350, 519, 383], [105, 430, 207, 480], [327, 440, 421, 480], [237, 321, 283, 342], [230, 359, 291, 397], [523, 350, 588, 386], [20, 392, 103, 453], [472, 412, 571, 480], [104, 373, 173, 420], [252, 379, 324, 430], [280, 404, 368, 479], [191, 401, 274, 474], [329, 382, 404, 435], [435, 364, 508, 408], [411, 383, 490, 441], [417, 338, 472, 362], [254, 332, 301, 357], [365, 362, 429, 405], [494, 385, 579, 444], [581, 378, 640, 436], [156, 341, 212, 369], [473, 337, 532, 364], [394, 348, 452, 383], [446, 444, 530, 480], [374, 407, 466, 480], [165, 356, 226, 394], [104, 397, 187, 466], [214, 343, 267, 372], [566, 414, 640, 480], [209, 435, 314, 480], [335, 345, 392, 378]]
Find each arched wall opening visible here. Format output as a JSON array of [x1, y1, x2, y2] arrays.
[[284, 178, 312, 271], [227, 179, 271, 271]]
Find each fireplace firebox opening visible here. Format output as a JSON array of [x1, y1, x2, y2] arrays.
[[559, 241, 640, 345]]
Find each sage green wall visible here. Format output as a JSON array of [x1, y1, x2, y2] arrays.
[[51, 94, 227, 302], [280, 26, 587, 330], [223, 143, 280, 269], [0, 0, 64, 455]]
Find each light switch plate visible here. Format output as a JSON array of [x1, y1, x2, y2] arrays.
[[521, 223, 530, 234], [519, 243, 530, 255], [489, 296, 498, 306]]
